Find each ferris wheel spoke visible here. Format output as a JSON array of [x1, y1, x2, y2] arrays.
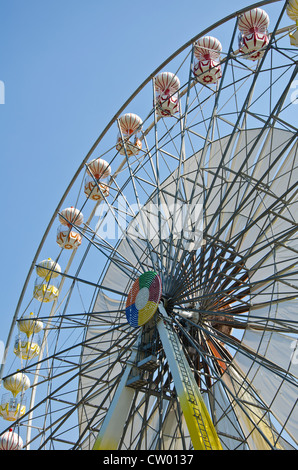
[[158, 109, 193, 283]]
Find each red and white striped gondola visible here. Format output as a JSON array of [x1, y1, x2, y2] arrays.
[[84, 157, 111, 202], [193, 36, 222, 85], [154, 72, 180, 116], [56, 206, 84, 250], [238, 8, 270, 60], [116, 113, 143, 156]]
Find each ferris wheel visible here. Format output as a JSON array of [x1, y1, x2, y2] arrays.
[[1, 0, 298, 451]]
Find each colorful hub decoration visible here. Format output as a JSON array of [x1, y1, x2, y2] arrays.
[[125, 271, 162, 328]]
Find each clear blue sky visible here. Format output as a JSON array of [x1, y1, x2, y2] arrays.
[[0, 0, 286, 344]]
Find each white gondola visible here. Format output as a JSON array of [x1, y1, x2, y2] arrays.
[[154, 72, 180, 116]]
